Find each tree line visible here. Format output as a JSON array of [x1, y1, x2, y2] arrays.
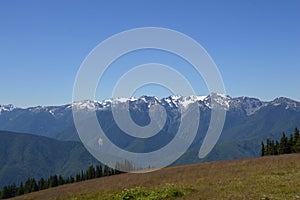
[[261, 127, 300, 156], [0, 164, 122, 199]]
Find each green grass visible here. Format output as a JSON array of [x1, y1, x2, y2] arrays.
[[65, 184, 195, 200], [12, 154, 300, 200], [114, 184, 194, 200]]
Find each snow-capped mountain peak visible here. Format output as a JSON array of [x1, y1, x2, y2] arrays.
[[202, 93, 231, 110], [2, 95, 300, 116], [270, 97, 300, 110], [72, 100, 102, 110], [0, 104, 16, 114], [112, 97, 137, 103], [229, 96, 266, 116]]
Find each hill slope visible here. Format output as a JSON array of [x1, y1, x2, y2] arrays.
[[12, 153, 300, 200], [0, 131, 98, 187]]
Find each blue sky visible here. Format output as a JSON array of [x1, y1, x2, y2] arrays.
[[0, 0, 299, 107]]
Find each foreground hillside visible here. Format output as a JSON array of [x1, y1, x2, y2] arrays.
[[12, 153, 300, 200]]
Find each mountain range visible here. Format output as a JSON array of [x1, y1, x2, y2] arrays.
[[1, 94, 300, 142], [1, 94, 300, 186]]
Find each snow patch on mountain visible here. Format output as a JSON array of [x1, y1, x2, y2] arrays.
[[179, 97, 196, 108], [270, 97, 300, 111], [72, 100, 101, 110], [203, 93, 231, 110], [0, 104, 16, 114], [178, 96, 205, 108], [2, 95, 300, 116], [69, 94, 262, 113], [229, 97, 266, 116], [113, 97, 137, 103]]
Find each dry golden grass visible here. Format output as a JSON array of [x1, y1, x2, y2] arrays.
[[12, 154, 300, 200]]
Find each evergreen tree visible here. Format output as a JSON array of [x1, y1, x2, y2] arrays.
[[270, 140, 275, 155], [279, 133, 289, 154], [104, 165, 111, 176], [96, 165, 103, 178], [17, 182, 24, 196], [294, 136, 300, 153], [31, 178, 38, 192], [38, 178, 45, 190], [69, 176, 75, 183], [24, 178, 31, 194], [261, 127, 300, 157], [58, 175, 65, 186], [48, 175, 58, 187], [289, 134, 294, 153], [75, 173, 81, 182], [293, 127, 300, 152], [295, 127, 300, 140], [86, 165, 96, 179], [1, 186, 11, 198], [0, 161, 125, 198], [81, 170, 86, 181], [274, 141, 279, 155], [11, 183, 17, 197], [65, 177, 70, 184], [266, 139, 270, 155]]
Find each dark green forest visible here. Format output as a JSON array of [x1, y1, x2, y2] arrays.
[[0, 164, 122, 199], [261, 128, 300, 156]]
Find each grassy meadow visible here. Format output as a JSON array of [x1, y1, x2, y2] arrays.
[[12, 154, 300, 200]]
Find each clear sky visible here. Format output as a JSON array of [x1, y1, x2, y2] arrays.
[[0, 0, 299, 107]]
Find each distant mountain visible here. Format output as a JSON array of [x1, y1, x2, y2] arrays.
[[0, 130, 98, 188], [1, 94, 300, 163]]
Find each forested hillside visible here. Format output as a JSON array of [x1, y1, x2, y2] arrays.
[[0, 131, 98, 188]]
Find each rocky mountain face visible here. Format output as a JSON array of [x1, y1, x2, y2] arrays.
[[1, 94, 300, 163]]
